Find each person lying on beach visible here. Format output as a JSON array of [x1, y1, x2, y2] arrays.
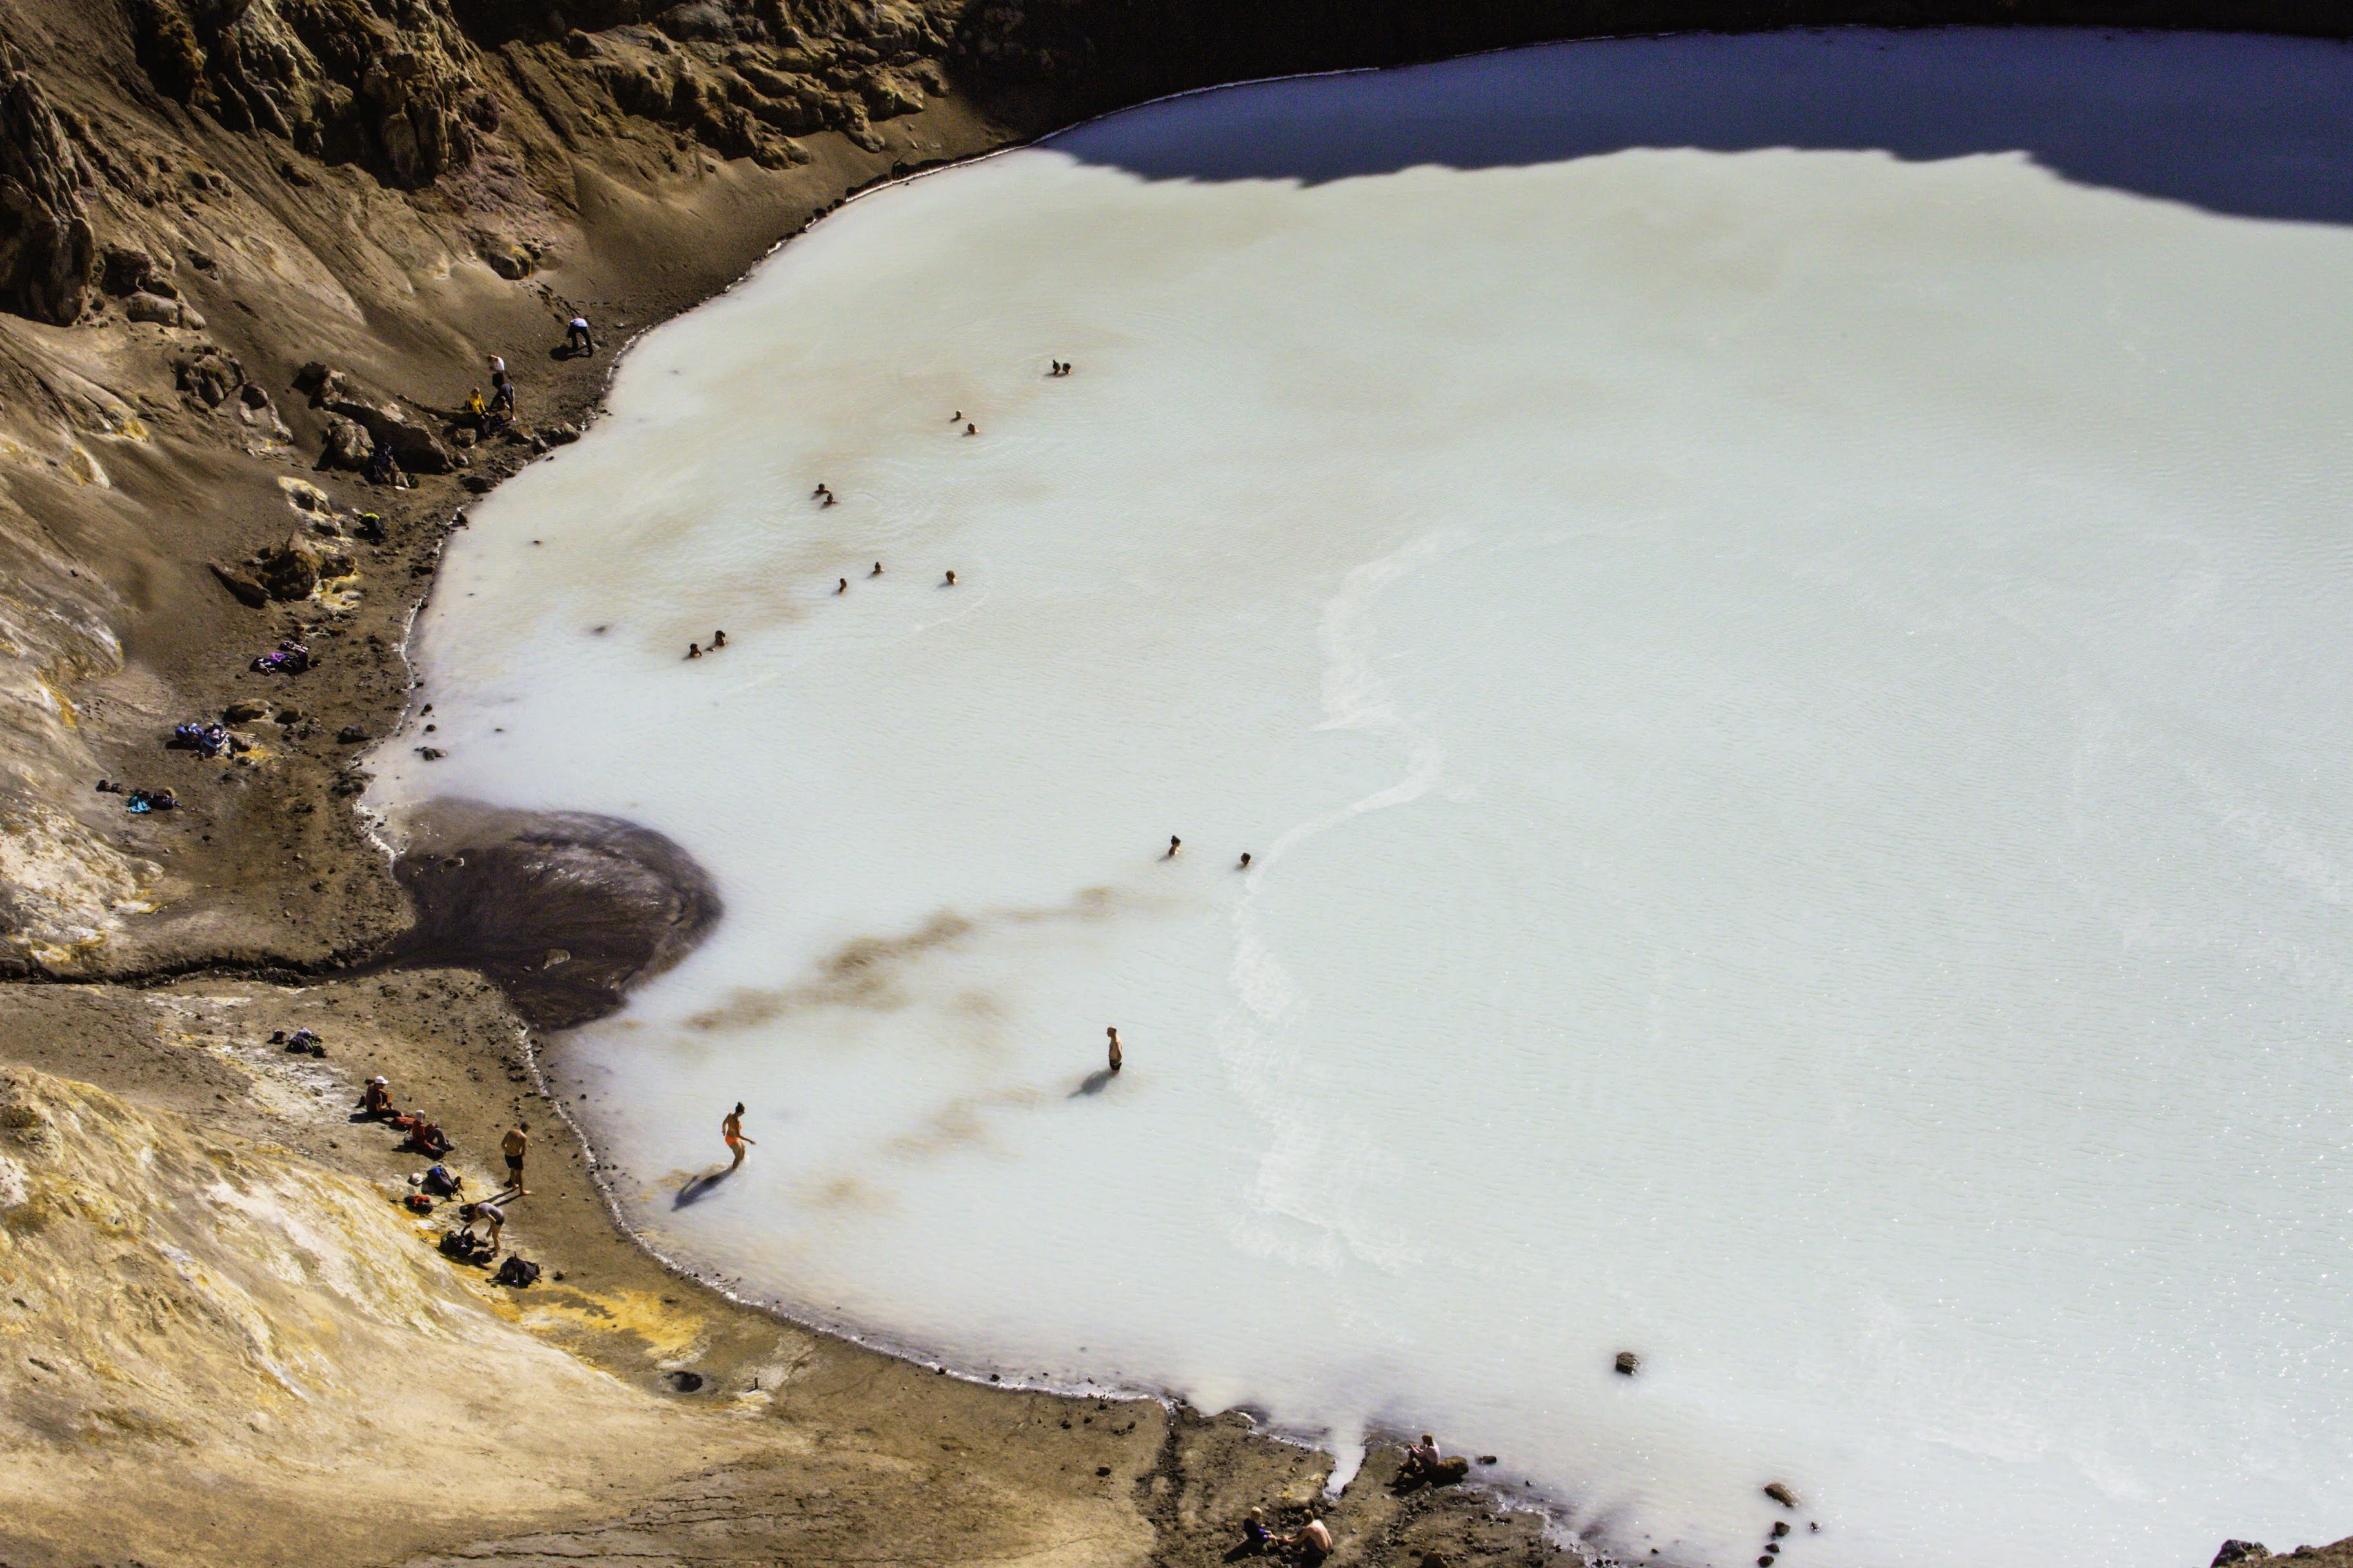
[[1107, 1026, 1122, 1074], [724, 1103, 755, 1169]]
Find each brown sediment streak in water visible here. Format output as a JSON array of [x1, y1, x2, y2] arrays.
[[381, 800, 723, 1031], [685, 883, 1133, 1030]]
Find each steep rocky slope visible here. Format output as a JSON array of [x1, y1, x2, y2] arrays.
[[0, 1066, 763, 1565]]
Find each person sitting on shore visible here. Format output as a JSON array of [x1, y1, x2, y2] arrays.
[[1235, 1507, 1273, 1555], [1397, 1432, 1469, 1487], [463, 387, 488, 428], [361, 1076, 393, 1118], [410, 1119, 451, 1158], [1278, 1518, 1332, 1563]]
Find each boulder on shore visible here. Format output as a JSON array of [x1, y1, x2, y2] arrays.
[[319, 416, 372, 471], [257, 536, 320, 601], [207, 561, 268, 608]]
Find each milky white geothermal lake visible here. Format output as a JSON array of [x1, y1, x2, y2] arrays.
[[375, 29, 2353, 1567]]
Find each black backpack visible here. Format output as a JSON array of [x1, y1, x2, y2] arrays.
[[494, 1256, 541, 1288]]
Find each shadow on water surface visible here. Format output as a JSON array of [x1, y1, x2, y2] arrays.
[[674, 1167, 739, 1208], [1068, 1067, 1118, 1098], [1046, 28, 2353, 225]]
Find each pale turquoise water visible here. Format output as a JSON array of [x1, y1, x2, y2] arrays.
[[380, 31, 2353, 1567]]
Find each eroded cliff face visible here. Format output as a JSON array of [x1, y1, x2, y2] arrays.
[[0, 0, 993, 974]]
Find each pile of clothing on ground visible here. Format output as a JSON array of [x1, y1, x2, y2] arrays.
[[272, 1027, 325, 1057], [170, 721, 240, 758], [250, 638, 311, 675]]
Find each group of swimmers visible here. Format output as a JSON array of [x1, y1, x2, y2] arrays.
[[685, 629, 729, 659]]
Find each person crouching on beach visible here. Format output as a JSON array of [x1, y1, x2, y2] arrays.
[[723, 1103, 755, 1169]]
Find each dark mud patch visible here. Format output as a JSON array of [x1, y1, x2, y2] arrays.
[[381, 801, 722, 1030]]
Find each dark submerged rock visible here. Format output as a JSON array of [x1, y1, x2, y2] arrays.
[[383, 801, 723, 1030]]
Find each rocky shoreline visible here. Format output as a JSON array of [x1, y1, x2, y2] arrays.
[[2, 1, 2349, 1564]]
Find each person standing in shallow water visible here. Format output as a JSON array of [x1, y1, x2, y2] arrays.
[[1106, 1027, 1122, 1074], [723, 1103, 755, 1169]]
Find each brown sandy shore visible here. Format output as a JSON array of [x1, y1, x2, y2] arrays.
[[2, 2, 2350, 1565]]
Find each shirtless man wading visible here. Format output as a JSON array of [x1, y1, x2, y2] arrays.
[[723, 1103, 756, 1169]]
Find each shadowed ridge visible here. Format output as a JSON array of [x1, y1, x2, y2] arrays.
[[384, 801, 722, 1030]]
